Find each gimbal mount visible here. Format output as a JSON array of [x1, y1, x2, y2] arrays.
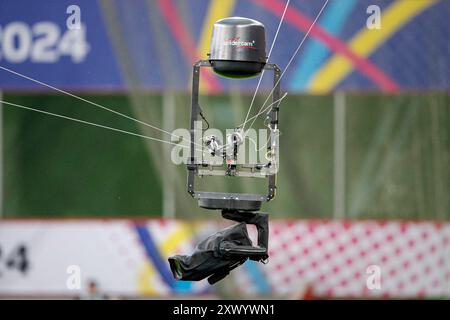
[[188, 60, 281, 211], [168, 60, 281, 285]]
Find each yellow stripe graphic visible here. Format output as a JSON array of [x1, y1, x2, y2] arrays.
[[137, 223, 192, 295], [198, 0, 236, 91], [161, 224, 191, 256], [199, 0, 237, 58], [137, 262, 159, 296], [309, 0, 437, 93]]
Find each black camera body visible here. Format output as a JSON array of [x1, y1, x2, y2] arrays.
[[169, 210, 269, 285]]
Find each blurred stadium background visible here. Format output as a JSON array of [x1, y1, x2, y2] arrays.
[[0, 0, 449, 299]]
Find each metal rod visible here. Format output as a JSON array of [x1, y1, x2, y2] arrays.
[[0, 90, 3, 217], [162, 90, 176, 218], [333, 91, 346, 219]]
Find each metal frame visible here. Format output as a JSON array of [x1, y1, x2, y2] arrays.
[[187, 60, 281, 207]]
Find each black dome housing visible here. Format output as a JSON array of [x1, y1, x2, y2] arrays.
[[209, 17, 267, 79]]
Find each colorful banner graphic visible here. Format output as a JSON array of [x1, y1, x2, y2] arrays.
[[0, 219, 449, 298], [0, 0, 448, 92]]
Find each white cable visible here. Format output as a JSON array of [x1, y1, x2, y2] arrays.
[[241, 0, 290, 130], [217, 93, 287, 153], [246, 131, 281, 152], [0, 65, 193, 144], [1, 99, 202, 151], [237, 92, 288, 129], [244, 0, 329, 137]]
